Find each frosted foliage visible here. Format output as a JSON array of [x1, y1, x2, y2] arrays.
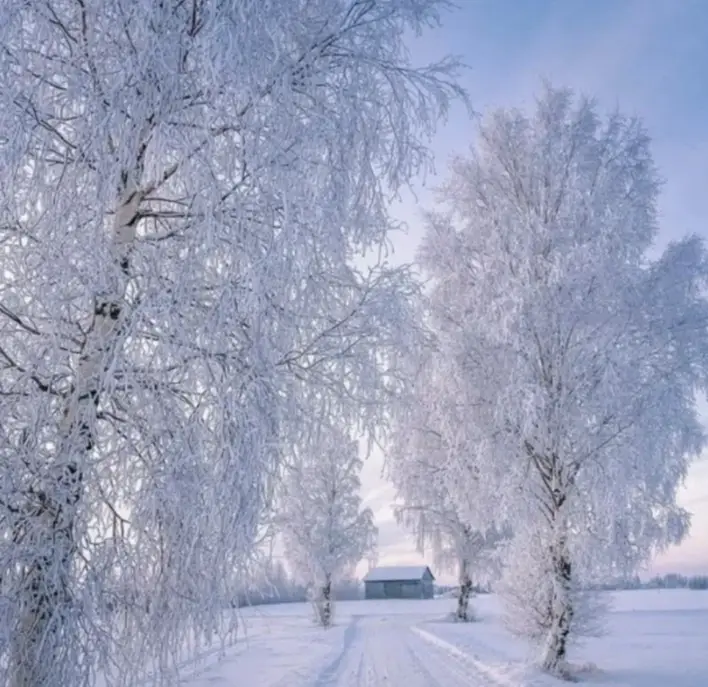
[[499, 522, 608, 645], [389, 346, 506, 571], [0, 1, 461, 685], [418, 85, 708, 671], [389, 345, 507, 620], [280, 430, 376, 626]]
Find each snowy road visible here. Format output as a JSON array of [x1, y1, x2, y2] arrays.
[[181, 610, 521, 687], [311, 615, 504, 687], [180, 592, 708, 687]]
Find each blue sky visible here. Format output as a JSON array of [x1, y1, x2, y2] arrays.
[[360, 0, 708, 582]]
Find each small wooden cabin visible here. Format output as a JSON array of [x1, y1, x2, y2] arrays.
[[363, 565, 435, 600]]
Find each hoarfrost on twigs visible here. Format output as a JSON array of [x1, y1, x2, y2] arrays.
[[389, 343, 509, 622], [279, 427, 377, 628], [416, 84, 708, 676], [0, 1, 463, 684]]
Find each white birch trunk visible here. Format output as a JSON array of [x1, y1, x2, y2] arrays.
[[456, 559, 473, 622], [319, 574, 333, 628], [9, 180, 141, 687], [540, 534, 573, 676]]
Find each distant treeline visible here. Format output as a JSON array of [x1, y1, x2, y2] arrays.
[[591, 573, 708, 591], [233, 560, 364, 608], [235, 563, 708, 609], [434, 583, 491, 595]]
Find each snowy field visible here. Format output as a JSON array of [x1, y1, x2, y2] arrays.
[[178, 590, 708, 686]]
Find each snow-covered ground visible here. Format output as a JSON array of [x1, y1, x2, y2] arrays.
[[180, 590, 708, 686]]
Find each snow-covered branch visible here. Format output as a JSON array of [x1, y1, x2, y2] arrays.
[[389, 340, 508, 621], [0, 1, 463, 684], [279, 427, 376, 628], [416, 84, 708, 676]]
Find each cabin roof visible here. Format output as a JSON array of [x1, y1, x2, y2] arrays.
[[362, 565, 434, 582]]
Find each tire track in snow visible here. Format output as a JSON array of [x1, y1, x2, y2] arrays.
[[312, 615, 500, 686], [312, 616, 362, 687], [411, 627, 546, 687], [404, 637, 472, 686]]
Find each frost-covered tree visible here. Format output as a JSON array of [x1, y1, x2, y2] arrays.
[[419, 85, 708, 677], [396, 498, 506, 622], [280, 428, 376, 628], [389, 351, 507, 622], [498, 517, 609, 662], [0, 1, 462, 684]]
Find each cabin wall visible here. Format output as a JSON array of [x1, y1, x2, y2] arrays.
[[365, 580, 432, 600], [364, 581, 386, 599]]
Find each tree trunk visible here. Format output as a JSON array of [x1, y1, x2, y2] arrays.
[[9, 480, 79, 687], [9, 182, 141, 687], [456, 560, 473, 622], [319, 575, 333, 628], [541, 540, 573, 676]]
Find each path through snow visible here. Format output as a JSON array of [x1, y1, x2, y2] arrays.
[[312, 614, 499, 686], [182, 610, 537, 687], [180, 593, 708, 687]]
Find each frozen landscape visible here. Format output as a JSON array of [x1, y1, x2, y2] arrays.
[[180, 591, 708, 687], [2, 1, 707, 686]]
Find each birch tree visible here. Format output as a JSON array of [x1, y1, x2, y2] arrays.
[[280, 429, 376, 628], [0, 1, 462, 684], [389, 350, 507, 622], [419, 85, 708, 677], [396, 498, 506, 622]]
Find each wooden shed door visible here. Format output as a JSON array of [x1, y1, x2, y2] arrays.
[[383, 581, 403, 597]]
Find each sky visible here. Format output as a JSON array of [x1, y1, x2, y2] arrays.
[[359, 0, 708, 583]]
